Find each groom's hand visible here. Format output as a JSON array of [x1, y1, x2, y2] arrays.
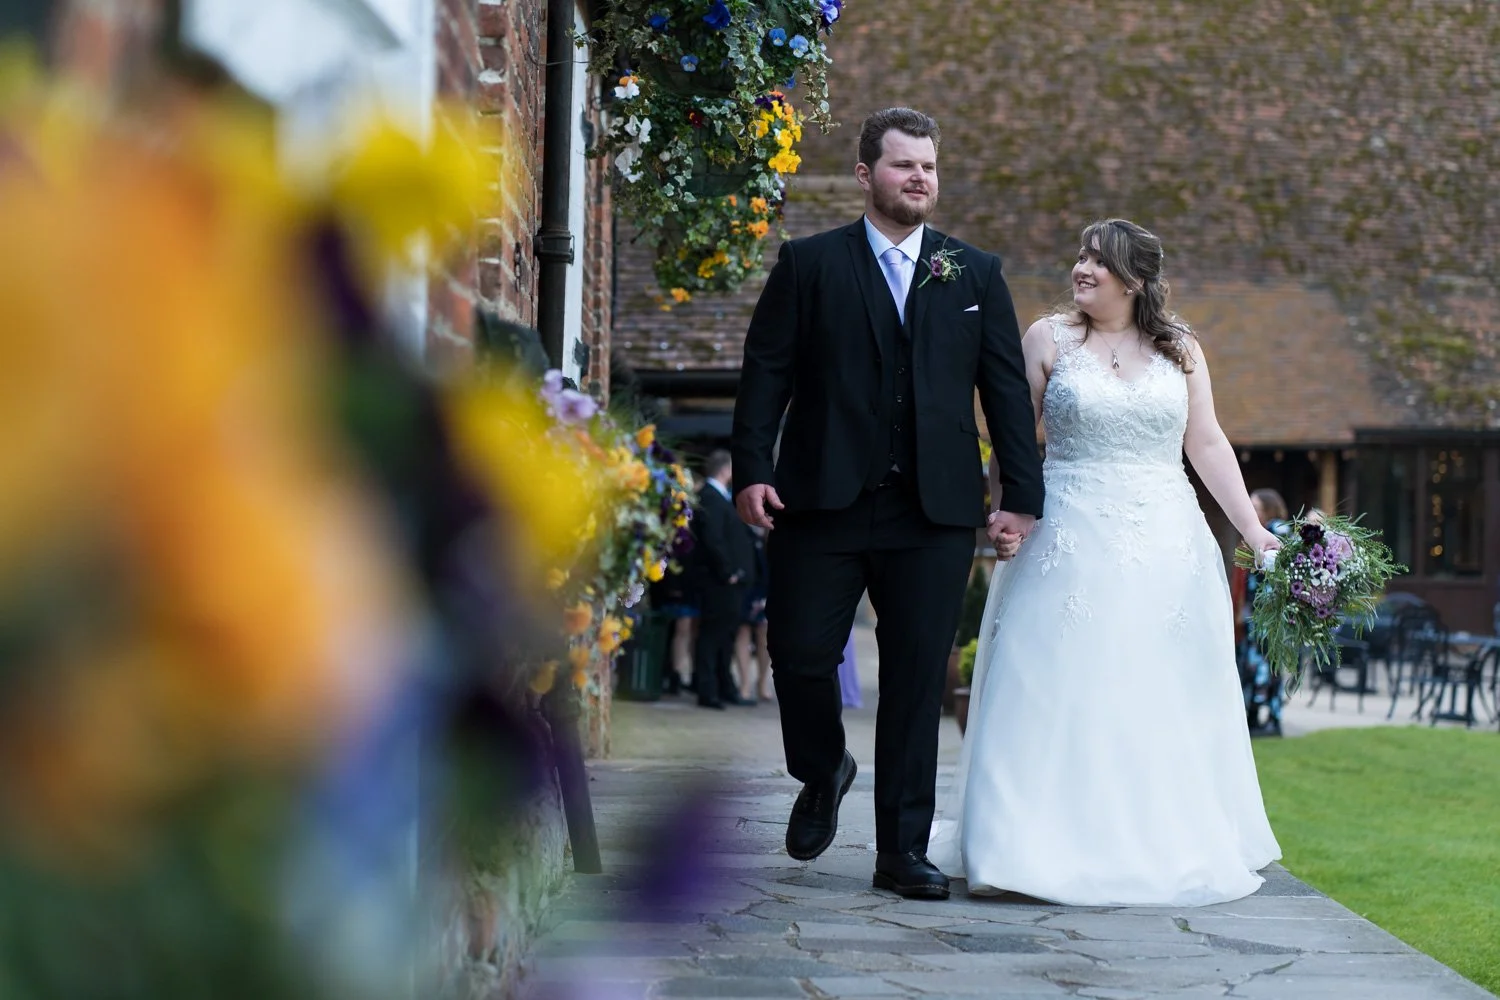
[[736, 483, 785, 529], [986, 510, 1036, 552]]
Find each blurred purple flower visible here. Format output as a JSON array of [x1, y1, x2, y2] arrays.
[[1324, 531, 1354, 563], [647, 10, 670, 30], [542, 368, 566, 402], [789, 33, 810, 55], [818, 0, 842, 26], [554, 388, 598, 424]]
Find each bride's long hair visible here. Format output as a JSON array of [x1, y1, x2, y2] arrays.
[[1060, 219, 1196, 373]]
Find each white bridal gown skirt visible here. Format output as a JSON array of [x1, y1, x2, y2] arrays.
[[929, 465, 1282, 907]]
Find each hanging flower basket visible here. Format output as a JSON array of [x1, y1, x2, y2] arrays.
[[589, 0, 841, 297], [639, 52, 739, 97]]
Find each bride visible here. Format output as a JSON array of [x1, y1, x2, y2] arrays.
[[928, 219, 1282, 907]]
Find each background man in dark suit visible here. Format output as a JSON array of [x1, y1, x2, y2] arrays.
[[730, 107, 1044, 899], [691, 449, 756, 710]]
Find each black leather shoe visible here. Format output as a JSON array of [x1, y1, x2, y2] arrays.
[[785, 751, 857, 861], [873, 851, 951, 900]]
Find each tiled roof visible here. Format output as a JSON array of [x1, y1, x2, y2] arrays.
[[614, 0, 1500, 430]]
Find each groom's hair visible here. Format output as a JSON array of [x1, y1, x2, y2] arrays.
[[858, 108, 941, 168]]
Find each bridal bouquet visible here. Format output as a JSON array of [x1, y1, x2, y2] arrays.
[[1233, 514, 1404, 689]]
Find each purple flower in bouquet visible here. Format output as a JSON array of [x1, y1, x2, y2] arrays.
[[1290, 579, 1309, 602], [554, 388, 598, 424], [1324, 530, 1354, 564], [1308, 543, 1328, 569], [1300, 522, 1325, 546]]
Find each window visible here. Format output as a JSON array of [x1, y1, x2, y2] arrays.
[[1425, 447, 1484, 577], [1357, 447, 1416, 574]]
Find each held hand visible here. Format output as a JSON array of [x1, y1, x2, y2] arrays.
[[736, 483, 785, 529], [987, 510, 1037, 546], [993, 530, 1023, 561]]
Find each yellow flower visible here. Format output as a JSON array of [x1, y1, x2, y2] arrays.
[[530, 660, 559, 695], [751, 116, 771, 139], [750, 197, 769, 214], [330, 105, 497, 263], [674, 514, 689, 529], [646, 560, 666, 583], [748, 219, 770, 238], [546, 567, 568, 591], [697, 257, 718, 279], [563, 602, 593, 636], [635, 425, 656, 449], [446, 381, 598, 581], [670, 287, 691, 303], [616, 459, 651, 493], [726, 194, 738, 206], [569, 645, 592, 672], [572, 668, 590, 690], [598, 615, 626, 654], [768, 149, 801, 174], [775, 128, 795, 150]]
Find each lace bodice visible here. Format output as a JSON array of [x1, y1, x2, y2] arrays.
[[1042, 316, 1188, 471]]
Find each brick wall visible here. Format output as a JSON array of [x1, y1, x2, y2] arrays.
[[431, 0, 614, 393], [615, 0, 1500, 430]]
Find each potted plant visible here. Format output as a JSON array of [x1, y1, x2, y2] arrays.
[[953, 638, 979, 735], [944, 563, 989, 714]]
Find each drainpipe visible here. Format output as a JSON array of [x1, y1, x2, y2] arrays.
[[534, 0, 576, 369]]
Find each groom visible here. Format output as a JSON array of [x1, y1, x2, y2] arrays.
[[731, 108, 1044, 899]]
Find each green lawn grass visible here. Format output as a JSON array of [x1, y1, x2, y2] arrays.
[[1254, 727, 1500, 994]]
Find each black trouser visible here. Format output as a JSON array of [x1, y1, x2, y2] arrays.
[[694, 584, 743, 704], [765, 478, 974, 853]]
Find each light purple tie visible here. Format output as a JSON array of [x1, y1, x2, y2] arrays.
[[880, 246, 911, 323]]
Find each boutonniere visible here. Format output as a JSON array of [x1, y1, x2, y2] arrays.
[[918, 240, 965, 288]]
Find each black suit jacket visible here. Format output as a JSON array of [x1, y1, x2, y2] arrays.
[[692, 483, 756, 589], [731, 219, 1044, 527]]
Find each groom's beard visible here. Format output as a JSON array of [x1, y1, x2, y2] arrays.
[[873, 185, 936, 227]]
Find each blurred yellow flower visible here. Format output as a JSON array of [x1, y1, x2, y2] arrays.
[[446, 381, 599, 583], [635, 424, 656, 449], [598, 615, 626, 655], [330, 106, 496, 265], [569, 645, 592, 672], [670, 287, 691, 303], [530, 660, 559, 695], [546, 567, 569, 591], [645, 560, 666, 583], [750, 197, 769, 214], [562, 602, 593, 636]]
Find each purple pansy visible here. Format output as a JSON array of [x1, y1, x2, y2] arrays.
[[817, 0, 842, 27], [647, 10, 670, 30], [680, 54, 700, 72], [767, 26, 787, 45], [702, 0, 732, 30], [789, 33, 810, 55], [554, 388, 598, 424]]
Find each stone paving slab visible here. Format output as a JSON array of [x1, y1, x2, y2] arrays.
[[516, 680, 1496, 1000]]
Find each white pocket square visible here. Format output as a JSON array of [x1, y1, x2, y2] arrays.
[[964, 304, 979, 312]]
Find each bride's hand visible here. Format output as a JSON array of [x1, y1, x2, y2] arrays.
[[1244, 525, 1282, 565]]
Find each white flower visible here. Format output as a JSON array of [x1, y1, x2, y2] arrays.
[[1259, 547, 1279, 572], [613, 75, 640, 100], [624, 581, 645, 608], [613, 116, 653, 182]]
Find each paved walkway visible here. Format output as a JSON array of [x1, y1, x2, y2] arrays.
[[521, 627, 1495, 999]]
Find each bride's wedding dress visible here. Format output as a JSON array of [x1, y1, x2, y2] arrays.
[[929, 317, 1280, 907]]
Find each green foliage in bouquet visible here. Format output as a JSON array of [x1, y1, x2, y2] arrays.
[[1233, 514, 1405, 690]]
